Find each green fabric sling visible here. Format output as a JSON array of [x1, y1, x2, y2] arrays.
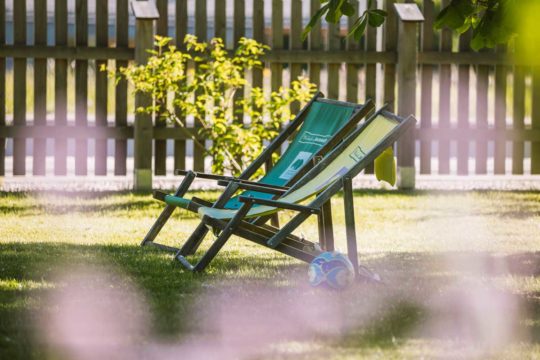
[[223, 101, 355, 209]]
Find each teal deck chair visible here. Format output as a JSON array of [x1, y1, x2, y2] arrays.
[[141, 92, 375, 255], [153, 109, 416, 272]]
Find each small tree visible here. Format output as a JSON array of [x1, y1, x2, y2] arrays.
[[109, 35, 315, 177]]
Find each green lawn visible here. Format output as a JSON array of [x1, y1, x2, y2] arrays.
[[1, 189, 540, 359]]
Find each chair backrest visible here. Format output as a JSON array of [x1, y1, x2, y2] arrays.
[[279, 111, 402, 205], [197, 110, 415, 220], [224, 99, 364, 209]]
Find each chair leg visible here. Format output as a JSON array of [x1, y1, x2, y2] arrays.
[[177, 222, 209, 256], [181, 181, 241, 255], [343, 177, 359, 275], [317, 200, 334, 251], [141, 171, 196, 247], [190, 201, 253, 272], [322, 200, 335, 251]]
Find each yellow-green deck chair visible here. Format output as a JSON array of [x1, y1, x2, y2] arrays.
[[153, 109, 416, 272]]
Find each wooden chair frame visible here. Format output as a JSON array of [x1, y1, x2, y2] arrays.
[[141, 93, 375, 255], [152, 109, 416, 273]]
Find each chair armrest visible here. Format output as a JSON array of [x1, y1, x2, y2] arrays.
[[175, 169, 236, 182], [239, 196, 319, 214], [218, 181, 287, 195]]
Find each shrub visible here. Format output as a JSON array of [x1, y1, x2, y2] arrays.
[[108, 35, 316, 176]]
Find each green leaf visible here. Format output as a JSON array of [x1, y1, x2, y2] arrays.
[[301, 4, 329, 40], [368, 9, 386, 27], [350, 14, 368, 41], [434, 0, 475, 31], [341, 1, 355, 17]]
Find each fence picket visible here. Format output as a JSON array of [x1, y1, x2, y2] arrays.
[[154, 0, 168, 175], [327, 23, 340, 100], [75, 0, 88, 176], [54, 0, 68, 175], [475, 57, 489, 174], [233, 0, 245, 124], [33, 0, 47, 175], [494, 45, 507, 174], [13, 0, 26, 175], [420, 0, 434, 174], [364, 0, 377, 174], [512, 65, 525, 175], [95, 0, 108, 175], [271, 0, 283, 92], [383, 0, 396, 111], [174, 0, 187, 171], [115, 0, 128, 175], [532, 69, 540, 174], [174, 0, 189, 169], [252, 0, 264, 89], [457, 30, 471, 175], [438, 0, 451, 174], [290, 0, 302, 114], [345, 1, 359, 103], [309, 0, 322, 88], [0, 0, 4, 175], [193, 0, 207, 172]]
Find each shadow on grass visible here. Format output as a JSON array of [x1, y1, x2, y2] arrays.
[[4, 242, 540, 358]]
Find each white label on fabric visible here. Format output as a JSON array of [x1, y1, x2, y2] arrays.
[[278, 151, 312, 180], [298, 131, 332, 146]]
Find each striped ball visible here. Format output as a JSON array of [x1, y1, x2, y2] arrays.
[[308, 252, 355, 290]]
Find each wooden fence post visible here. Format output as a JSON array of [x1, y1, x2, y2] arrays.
[[395, 3, 424, 190], [131, 1, 158, 191]]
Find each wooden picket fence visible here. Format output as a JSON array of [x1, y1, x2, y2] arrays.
[[0, 0, 539, 184]]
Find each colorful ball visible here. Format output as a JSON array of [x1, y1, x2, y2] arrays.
[[308, 251, 355, 290]]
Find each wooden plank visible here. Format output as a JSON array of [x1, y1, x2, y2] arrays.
[[475, 55, 489, 174], [384, 0, 397, 111], [0, 45, 134, 60], [438, 0, 451, 174], [33, 0, 47, 175], [75, 0, 88, 176], [364, 0, 377, 174], [343, 177, 359, 273], [115, 0, 129, 175], [13, 0, 26, 175], [346, 1, 359, 103], [414, 128, 540, 142], [327, 23, 340, 99], [134, 17, 156, 190], [193, 0, 207, 172], [55, 0, 68, 175], [457, 30, 471, 175], [512, 66, 525, 174], [1, 44, 533, 66], [154, 0, 168, 175], [252, 0, 264, 89], [396, 12, 420, 189], [419, 0, 434, 174], [309, 0, 322, 88], [214, 0, 226, 40], [419, 51, 518, 66], [233, 0, 246, 124], [532, 68, 540, 174], [0, 0, 4, 175], [0, 125, 201, 140], [3, 124, 538, 142], [174, 0, 187, 171], [271, 0, 284, 92], [290, 0, 302, 114], [234, 0, 245, 44], [494, 45, 507, 174], [95, 0, 108, 175]]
